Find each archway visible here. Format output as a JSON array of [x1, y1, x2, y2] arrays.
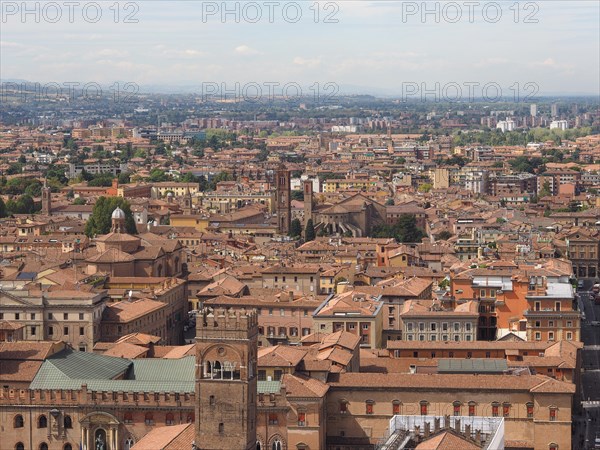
[[95, 428, 107, 450]]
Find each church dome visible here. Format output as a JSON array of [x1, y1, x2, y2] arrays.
[[111, 207, 126, 220]]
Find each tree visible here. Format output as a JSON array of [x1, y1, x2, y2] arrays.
[[291, 190, 304, 201], [372, 214, 424, 243], [418, 183, 432, 193], [435, 230, 453, 241], [85, 197, 137, 237], [289, 218, 302, 238], [0, 197, 7, 218], [385, 198, 395, 206], [305, 219, 316, 241]]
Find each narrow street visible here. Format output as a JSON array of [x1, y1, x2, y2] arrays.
[[575, 280, 600, 449]]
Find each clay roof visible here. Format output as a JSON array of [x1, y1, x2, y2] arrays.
[[415, 431, 480, 449], [130, 423, 194, 450], [281, 373, 329, 398], [102, 299, 166, 323], [102, 342, 149, 359], [258, 345, 307, 368], [329, 373, 575, 393]]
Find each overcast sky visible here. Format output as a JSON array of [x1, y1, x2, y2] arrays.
[[1, 1, 599, 95]]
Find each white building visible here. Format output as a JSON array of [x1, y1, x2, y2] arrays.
[[530, 104, 537, 117], [496, 120, 516, 132], [550, 120, 569, 130]]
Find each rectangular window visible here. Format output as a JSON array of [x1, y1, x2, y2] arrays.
[[48, 326, 54, 336], [31, 326, 36, 336], [366, 403, 373, 415], [420, 403, 427, 415], [63, 313, 68, 320], [442, 322, 448, 331], [492, 405, 499, 417], [64, 327, 69, 335], [549, 409, 556, 421], [453, 404, 460, 416], [79, 327, 84, 336], [297, 412, 306, 426], [503, 404, 510, 417], [15, 313, 19, 320], [30, 313, 35, 320], [430, 323, 436, 331], [280, 309, 285, 317], [268, 413, 278, 425], [469, 404, 475, 416], [79, 313, 84, 320], [535, 332, 541, 341], [407, 323, 413, 331]]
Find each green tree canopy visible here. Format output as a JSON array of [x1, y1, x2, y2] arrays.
[[84, 197, 137, 237], [289, 218, 302, 238], [372, 214, 425, 243], [305, 219, 316, 241]]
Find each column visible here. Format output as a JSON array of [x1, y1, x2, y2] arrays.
[[81, 427, 85, 450]]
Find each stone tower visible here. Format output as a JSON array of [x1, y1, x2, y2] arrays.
[[195, 308, 258, 450], [276, 168, 291, 235], [183, 186, 193, 215], [41, 181, 51, 215], [303, 179, 313, 226]]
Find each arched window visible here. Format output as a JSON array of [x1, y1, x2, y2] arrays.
[[166, 413, 175, 425], [365, 400, 374, 415], [64, 444, 73, 450], [526, 402, 534, 418], [15, 444, 25, 450], [14, 414, 24, 428], [549, 444, 558, 450], [491, 402, 500, 417], [468, 401, 476, 417], [272, 440, 282, 450], [40, 444, 48, 450], [214, 361, 222, 379], [64, 415, 73, 429], [186, 413, 194, 423], [453, 401, 462, 416], [420, 401, 428, 415], [256, 442, 262, 450], [38, 415, 48, 428], [145, 413, 154, 425], [392, 400, 401, 415], [125, 438, 135, 450]]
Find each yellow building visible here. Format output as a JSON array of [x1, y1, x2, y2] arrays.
[[170, 215, 210, 232]]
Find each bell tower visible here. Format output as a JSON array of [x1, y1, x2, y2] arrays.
[[195, 308, 258, 450], [303, 179, 313, 227], [276, 168, 291, 235], [41, 180, 51, 215], [183, 186, 193, 215]]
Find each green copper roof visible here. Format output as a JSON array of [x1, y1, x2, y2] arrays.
[[30, 349, 195, 393], [257, 381, 281, 394]]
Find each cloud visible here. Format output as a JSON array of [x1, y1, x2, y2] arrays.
[[234, 45, 260, 56], [532, 58, 559, 67], [97, 49, 130, 58], [473, 58, 509, 68], [293, 57, 321, 68], [153, 45, 206, 58]]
